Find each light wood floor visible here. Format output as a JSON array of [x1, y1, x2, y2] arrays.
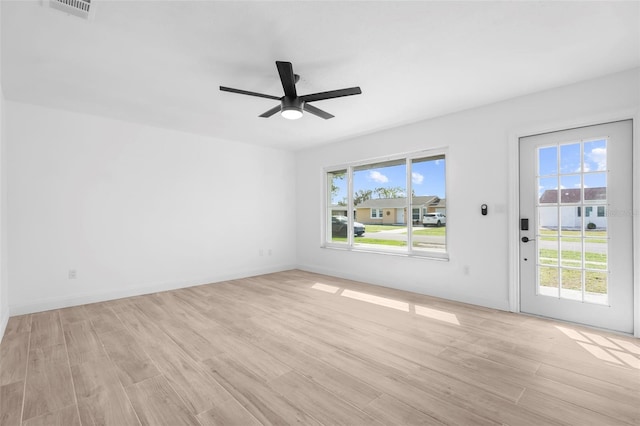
[[1, 270, 639, 426]]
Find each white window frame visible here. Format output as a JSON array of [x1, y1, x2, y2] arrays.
[[370, 208, 383, 219], [322, 148, 448, 260]]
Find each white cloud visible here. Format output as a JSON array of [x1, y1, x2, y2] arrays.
[[412, 172, 424, 185], [368, 170, 389, 183], [587, 147, 607, 171]]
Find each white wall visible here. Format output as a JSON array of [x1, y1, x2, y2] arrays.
[[295, 69, 639, 311], [6, 102, 296, 314], [0, 1, 8, 339]]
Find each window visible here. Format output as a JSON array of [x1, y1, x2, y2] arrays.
[[585, 206, 593, 217], [324, 150, 447, 258], [597, 206, 605, 217]]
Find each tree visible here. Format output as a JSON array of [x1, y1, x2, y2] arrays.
[[354, 189, 373, 206], [374, 186, 405, 198], [330, 172, 345, 203]]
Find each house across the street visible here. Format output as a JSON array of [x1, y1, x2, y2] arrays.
[[355, 196, 445, 225], [538, 187, 607, 229]]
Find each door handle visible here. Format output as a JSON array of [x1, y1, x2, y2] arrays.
[[521, 236, 535, 243]]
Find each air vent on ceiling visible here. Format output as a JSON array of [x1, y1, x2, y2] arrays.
[[45, 0, 94, 20]]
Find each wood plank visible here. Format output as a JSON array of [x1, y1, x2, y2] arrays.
[[22, 405, 80, 426], [363, 394, 445, 425], [203, 353, 323, 425], [196, 398, 262, 426], [98, 330, 160, 386], [268, 371, 382, 425], [124, 375, 199, 426], [3, 314, 31, 336], [63, 320, 107, 366], [22, 344, 75, 421], [0, 381, 24, 426], [0, 331, 29, 385], [30, 311, 63, 349], [59, 306, 89, 325], [517, 388, 629, 426], [83, 303, 127, 335], [70, 357, 141, 426]]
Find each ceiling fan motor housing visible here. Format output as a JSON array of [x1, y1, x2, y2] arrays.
[[281, 96, 303, 113]]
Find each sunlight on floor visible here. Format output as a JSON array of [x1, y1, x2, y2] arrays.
[[311, 282, 460, 326], [415, 305, 460, 326], [342, 289, 410, 312], [555, 325, 640, 369], [311, 283, 340, 294]]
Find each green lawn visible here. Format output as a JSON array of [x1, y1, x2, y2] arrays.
[[363, 224, 405, 233], [539, 229, 607, 244], [409, 227, 446, 236], [539, 266, 607, 294]]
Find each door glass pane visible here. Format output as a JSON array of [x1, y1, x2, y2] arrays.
[[560, 268, 582, 301], [560, 143, 581, 173], [327, 170, 348, 244], [538, 267, 559, 297], [538, 146, 557, 176], [538, 177, 558, 203], [559, 175, 581, 203], [583, 139, 607, 172], [560, 206, 581, 235], [584, 173, 606, 201], [539, 239, 558, 266], [560, 238, 581, 268], [410, 156, 447, 254], [585, 271, 608, 304]]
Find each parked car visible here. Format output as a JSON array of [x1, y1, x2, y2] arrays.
[[332, 216, 366, 237], [423, 212, 446, 227]]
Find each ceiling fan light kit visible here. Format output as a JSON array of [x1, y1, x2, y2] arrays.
[[220, 61, 362, 120], [280, 97, 304, 120]]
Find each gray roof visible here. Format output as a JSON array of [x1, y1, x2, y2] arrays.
[[357, 196, 440, 209]]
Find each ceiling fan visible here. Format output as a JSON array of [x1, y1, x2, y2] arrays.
[[220, 61, 362, 120]]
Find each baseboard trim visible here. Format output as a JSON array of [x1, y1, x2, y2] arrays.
[[9, 264, 296, 316]]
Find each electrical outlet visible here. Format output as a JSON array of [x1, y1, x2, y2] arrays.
[[68, 269, 77, 279]]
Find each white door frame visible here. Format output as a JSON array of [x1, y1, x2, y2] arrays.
[[508, 110, 640, 337]]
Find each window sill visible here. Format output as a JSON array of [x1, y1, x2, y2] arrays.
[[321, 244, 449, 262]]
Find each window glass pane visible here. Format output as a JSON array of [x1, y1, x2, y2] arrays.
[[353, 160, 407, 251], [327, 170, 348, 244], [411, 156, 446, 254]]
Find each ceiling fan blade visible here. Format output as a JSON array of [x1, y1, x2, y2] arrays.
[[303, 103, 334, 120], [276, 61, 297, 98], [300, 87, 362, 103], [259, 105, 282, 118], [220, 86, 281, 101]]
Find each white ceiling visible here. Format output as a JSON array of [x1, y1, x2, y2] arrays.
[[2, 1, 639, 150]]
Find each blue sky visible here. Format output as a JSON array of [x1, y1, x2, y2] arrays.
[[330, 158, 446, 205], [538, 139, 607, 198]]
